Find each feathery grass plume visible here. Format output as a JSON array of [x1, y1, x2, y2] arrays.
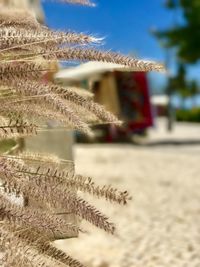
[[0, 94, 102, 127], [65, 100, 101, 124], [5, 177, 116, 234], [45, 83, 121, 124], [0, 117, 37, 140], [42, 47, 165, 72], [49, 0, 96, 7], [3, 80, 121, 124], [0, 155, 117, 233], [1, 154, 131, 205], [1, 79, 93, 135], [71, 196, 116, 234], [68, 174, 132, 205], [9, 160, 131, 205], [0, 86, 102, 126], [18, 151, 71, 166], [1, 78, 119, 131], [0, 154, 74, 185], [0, 102, 79, 127], [6, 47, 164, 72], [1, 169, 116, 234], [0, 26, 100, 51], [0, 155, 116, 233], [0, 92, 91, 125], [0, 224, 74, 267], [0, 60, 52, 81], [0, 223, 84, 267], [69, 86, 94, 99], [16, 152, 75, 177], [0, 8, 41, 29], [0, 194, 79, 240], [0, 0, 163, 265], [1, 237, 54, 267]]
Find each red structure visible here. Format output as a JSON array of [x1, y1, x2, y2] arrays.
[[115, 71, 153, 134]]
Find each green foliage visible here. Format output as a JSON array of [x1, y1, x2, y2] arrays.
[[168, 63, 199, 98], [176, 108, 200, 122], [169, 63, 187, 94], [154, 1, 200, 104], [165, 0, 179, 9], [156, 0, 200, 63]]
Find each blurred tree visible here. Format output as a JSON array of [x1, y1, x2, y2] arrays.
[[189, 80, 199, 107], [169, 63, 199, 108], [153, 0, 200, 129], [157, 0, 200, 63], [170, 63, 187, 95]]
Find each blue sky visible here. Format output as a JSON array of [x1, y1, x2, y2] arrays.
[[42, 0, 173, 60], [42, 0, 199, 93]]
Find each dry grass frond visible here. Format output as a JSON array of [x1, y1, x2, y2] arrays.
[[0, 154, 73, 184], [0, 223, 81, 267], [0, 1, 163, 265], [0, 102, 74, 125], [18, 151, 70, 165], [0, 88, 100, 127], [50, 0, 96, 7], [1, 236, 53, 267], [42, 47, 165, 72], [0, 27, 100, 52], [46, 83, 122, 124], [0, 79, 120, 132], [8, 160, 131, 206], [0, 61, 51, 81], [0, 155, 121, 233], [0, 97, 91, 128], [7, 48, 164, 72], [1, 155, 129, 205], [70, 174, 132, 205], [67, 86, 94, 99], [65, 100, 101, 124], [1, 80, 93, 135], [0, 194, 79, 239], [5, 80, 120, 124], [1, 168, 115, 234], [0, 8, 41, 29], [0, 117, 37, 140]]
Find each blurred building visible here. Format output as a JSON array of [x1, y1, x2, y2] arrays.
[[56, 62, 153, 142], [151, 95, 169, 117]]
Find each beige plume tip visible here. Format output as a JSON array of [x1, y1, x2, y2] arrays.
[[153, 62, 166, 73], [90, 36, 104, 44]]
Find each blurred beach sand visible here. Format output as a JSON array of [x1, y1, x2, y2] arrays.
[[56, 119, 200, 267]]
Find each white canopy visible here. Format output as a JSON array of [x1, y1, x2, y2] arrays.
[[151, 95, 169, 106], [55, 61, 132, 82]]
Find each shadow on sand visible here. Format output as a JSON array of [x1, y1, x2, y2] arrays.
[[142, 139, 200, 147]]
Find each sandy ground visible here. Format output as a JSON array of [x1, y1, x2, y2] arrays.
[[56, 120, 200, 267]]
